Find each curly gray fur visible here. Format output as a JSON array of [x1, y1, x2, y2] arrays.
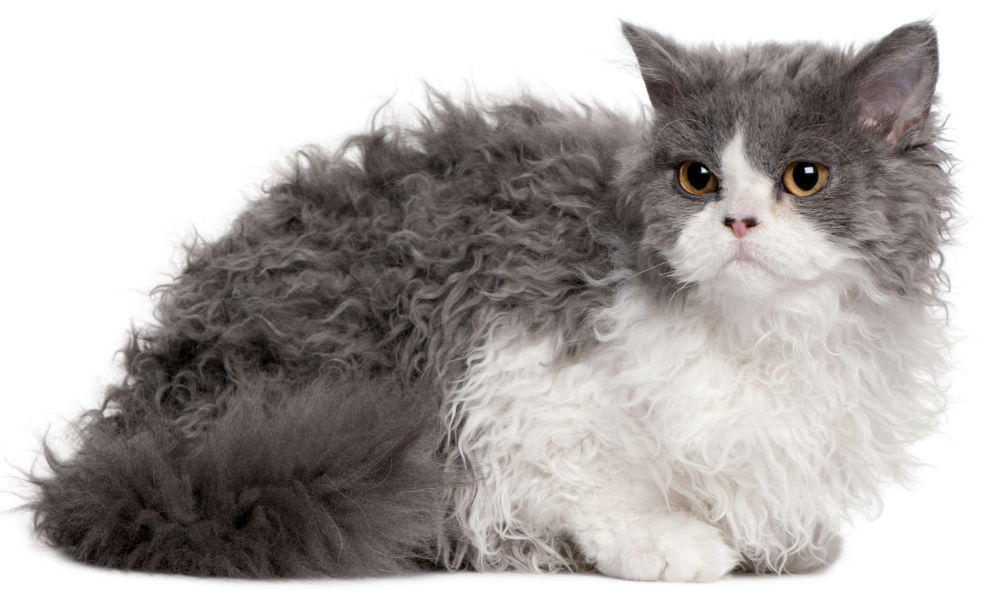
[[31, 93, 639, 576], [30, 21, 954, 578]]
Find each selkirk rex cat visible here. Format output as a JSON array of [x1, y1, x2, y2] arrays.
[[32, 21, 954, 582]]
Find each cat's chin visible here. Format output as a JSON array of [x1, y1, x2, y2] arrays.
[[724, 255, 774, 276], [705, 258, 786, 298]]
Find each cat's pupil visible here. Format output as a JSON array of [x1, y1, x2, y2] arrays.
[[792, 162, 819, 191], [686, 162, 712, 190]]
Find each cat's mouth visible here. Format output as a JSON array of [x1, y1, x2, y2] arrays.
[[725, 243, 774, 275]]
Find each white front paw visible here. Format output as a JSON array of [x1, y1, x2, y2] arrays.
[[656, 520, 738, 582], [583, 516, 738, 582]]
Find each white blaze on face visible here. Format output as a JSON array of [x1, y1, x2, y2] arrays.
[[719, 132, 778, 228], [666, 131, 849, 297]]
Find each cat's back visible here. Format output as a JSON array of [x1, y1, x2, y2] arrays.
[[234, 95, 640, 265], [268, 95, 641, 233], [141, 96, 640, 398]]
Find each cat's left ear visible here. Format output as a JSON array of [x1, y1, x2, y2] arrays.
[[851, 22, 939, 147]]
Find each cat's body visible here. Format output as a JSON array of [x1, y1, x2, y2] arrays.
[[32, 22, 953, 581]]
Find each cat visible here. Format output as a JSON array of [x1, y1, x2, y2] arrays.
[[31, 21, 954, 581]]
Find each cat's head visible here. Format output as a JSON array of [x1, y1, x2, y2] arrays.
[[616, 22, 954, 307]]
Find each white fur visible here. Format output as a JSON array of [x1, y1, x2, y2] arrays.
[[445, 132, 946, 579]]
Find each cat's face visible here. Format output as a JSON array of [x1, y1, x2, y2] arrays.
[[659, 128, 853, 299], [618, 23, 954, 304]]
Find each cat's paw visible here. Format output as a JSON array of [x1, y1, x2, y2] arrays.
[[654, 520, 738, 582], [780, 535, 840, 573], [583, 516, 738, 582]]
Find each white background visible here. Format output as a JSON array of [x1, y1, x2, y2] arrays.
[[1, 1, 987, 597]]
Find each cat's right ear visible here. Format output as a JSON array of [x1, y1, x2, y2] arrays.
[[622, 22, 685, 109]]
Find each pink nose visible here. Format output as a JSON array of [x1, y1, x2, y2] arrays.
[[724, 217, 759, 239]]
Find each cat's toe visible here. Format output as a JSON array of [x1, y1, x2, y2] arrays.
[[594, 540, 667, 581], [582, 516, 738, 582], [656, 521, 738, 582]]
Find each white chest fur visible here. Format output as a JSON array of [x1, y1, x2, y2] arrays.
[[448, 280, 945, 574]]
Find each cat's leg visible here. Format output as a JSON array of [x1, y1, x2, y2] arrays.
[[778, 528, 840, 573], [566, 485, 739, 582]]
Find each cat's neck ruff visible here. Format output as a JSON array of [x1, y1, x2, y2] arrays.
[[648, 258, 884, 350], [592, 277, 944, 560], [452, 272, 946, 571]]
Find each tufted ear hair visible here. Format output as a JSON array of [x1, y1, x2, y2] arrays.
[[850, 21, 939, 147], [622, 22, 687, 110]]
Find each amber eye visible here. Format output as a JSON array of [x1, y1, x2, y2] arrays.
[[783, 162, 829, 196], [678, 162, 718, 195]]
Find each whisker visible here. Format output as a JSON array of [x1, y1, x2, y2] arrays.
[[796, 135, 851, 162], [624, 261, 670, 282], [650, 118, 715, 155], [665, 266, 703, 312]]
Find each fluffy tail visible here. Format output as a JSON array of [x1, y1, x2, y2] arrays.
[[30, 377, 451, 577]]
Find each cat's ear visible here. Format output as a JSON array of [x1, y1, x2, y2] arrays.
[[851, 22, 938, 147], [622, 22, 685, 109]]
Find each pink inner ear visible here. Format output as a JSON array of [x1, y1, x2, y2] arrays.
[[859, 58, 931, 143], [861, 59, 926, 115]]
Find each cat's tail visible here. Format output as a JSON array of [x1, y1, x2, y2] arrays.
[[29, 376, 453, 578]]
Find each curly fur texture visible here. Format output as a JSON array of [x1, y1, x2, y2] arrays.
[[31, 22, 954, 581], [36, 377, 447, 576], [32, 93, 636, 577]]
